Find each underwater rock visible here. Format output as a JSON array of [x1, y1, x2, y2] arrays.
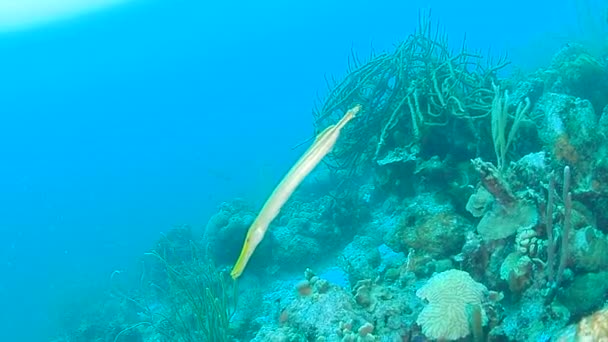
[[377, 243, 406, 273], [278, 193, 370, 249], [555, 306, 608, 341], [204, 199, 258, 265], [433, 259, 454, 274], [350, 279, 419, 339], [465, 187, 493, 218], [549, 43, 608, 112], [353, 279, 391, 312], [455, 231, 486, 279], [510, 152, 549, 189], [559, 271, 608, 317], [572, 226, 608, 273], [338, 320, 379, 342], [391, 197, 472, 259], [534, 95, 608, 233], [495, 298, 570, 341], [357, 322, 374, 338], [536, 92, 601, 172], [600, 104, 608, 138], [383, 267, 400, 282], [402, 209, 470, 258], [340, 235, 381, 283], [500, 252, 533, 294], [510, 79, 544, 105], [302, 268, 332, 294], [266, 193, 371, 275], [257, 285, 364, 341], [476, 200, 538, 241], [252, 326, 306, 342], [272, 226, 322, 271]]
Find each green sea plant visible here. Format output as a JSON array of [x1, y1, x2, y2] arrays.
[[314, 12, 508, 177], [146, 247, 238, 342]]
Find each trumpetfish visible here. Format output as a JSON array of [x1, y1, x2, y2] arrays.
[[230, 105, 361, 279]]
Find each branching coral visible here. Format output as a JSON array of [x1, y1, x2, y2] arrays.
[[314, 12, 508, 176]]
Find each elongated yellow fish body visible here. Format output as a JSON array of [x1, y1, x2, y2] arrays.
[[230, 105, 360, 279]]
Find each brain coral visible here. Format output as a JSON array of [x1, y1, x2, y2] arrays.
[[416, 269, 488, 340]]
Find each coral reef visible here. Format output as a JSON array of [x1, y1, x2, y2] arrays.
[[53, 14, 608, 342]]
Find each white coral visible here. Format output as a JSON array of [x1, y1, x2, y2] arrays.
[[416, 269, 488, 340]]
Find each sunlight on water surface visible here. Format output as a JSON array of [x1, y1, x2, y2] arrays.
[[0, 0, 131, 32]]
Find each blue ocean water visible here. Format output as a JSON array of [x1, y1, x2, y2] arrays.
[[0, 0, 605, 341]]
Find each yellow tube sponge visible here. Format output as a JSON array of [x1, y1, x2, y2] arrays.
[[416, 269, 488, 340]]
